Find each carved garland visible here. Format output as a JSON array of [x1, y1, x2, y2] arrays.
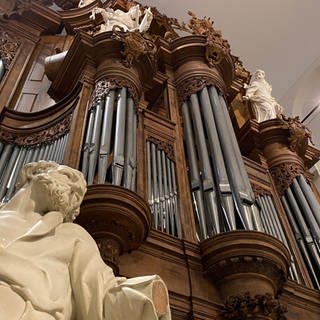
[[147, 136, 175, 161], [0, 27, 21, 69], [177, 75, 224, 104], [90, 77, 140, 106], [221, 292, 287, 320], [269, 163, 305, 195], [0, 114, 72, 146]]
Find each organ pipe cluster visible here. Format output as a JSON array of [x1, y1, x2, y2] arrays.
[[0, 134, 68, 203], [256, 194, 300, 283], [81, 87, 137, 190], [146, 140, 181, 237], [282, 175, 320, 289], [182, 85, 262, 239]]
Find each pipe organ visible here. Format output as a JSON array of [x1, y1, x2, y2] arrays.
[[0, 1, 319, 319]]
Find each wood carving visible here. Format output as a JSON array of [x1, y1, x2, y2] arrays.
[[252, 183, 271, 197], [147, 137, 175, 161], [0, 114, 72, 146], [269, 162, 305, 195], [0, 27, 21, 69], [111, 28, 157, 69], [177, 75, 222, 103], [90, 77, 140, 106], [187, 11, 230, 67], [221, 292, 287, 320], [281, 116, 314, 157]]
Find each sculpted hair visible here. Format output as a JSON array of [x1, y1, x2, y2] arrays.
[[16, 161, 87, 222]]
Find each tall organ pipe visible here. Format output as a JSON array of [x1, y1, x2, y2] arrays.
[[98, 90, 115, 184], [198, 87, 236, 230], [208, 86, 252, 229], [189, 93, 220, 235], [182, 101, 208, 238], [113, 88, 127, 185]]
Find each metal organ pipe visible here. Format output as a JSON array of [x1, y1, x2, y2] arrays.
[[208, 86, 252, 229], [189, 93, 220, 235], [113, 88, 127, 185], [182, 101, 208, 239], [98, 90, 115, 184], [198, 87, 236, 230]]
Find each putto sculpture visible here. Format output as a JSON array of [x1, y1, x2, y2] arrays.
[[0, 161, 171, 320], [243, 69, 284, 123], [90, 4, 153, 33]]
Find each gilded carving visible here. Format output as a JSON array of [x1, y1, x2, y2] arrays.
[[90, 77, 140, 106], [187, 11, 230, 67], [281, 116, 313, 156], [147, 137, 175, 161], [221, 292, 287, 320], [0, 114, 72, 146], [0, 27, 21, 69], [112, 28, 157, 69], [269, 162, 305, 195]]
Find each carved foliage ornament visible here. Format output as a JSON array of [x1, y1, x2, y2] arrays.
[[0, 114, 72, 146], [168, 11, 231, 67], [252, 183, 271, 197], [147, 137, 175, 161], [111, 27, 157, 70], [270, 162, 305, 195], [0, 27, 21, 68], [177, 76, 224, 104], [281, 116, 314, 156], [221, 292, 287, 320], [91, 78, 140, 106]]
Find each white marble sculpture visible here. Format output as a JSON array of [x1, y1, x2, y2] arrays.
[[243, 69, 284, 123], [0, 161, 171, 320], [90, 4, 153, 33]]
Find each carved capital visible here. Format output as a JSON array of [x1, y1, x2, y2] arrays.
[[91, 77, 140, 106], [269, 163, 305, 195], [221, 292, 287, 320], [147, 137, 175, 161], [0, 27, 21, 69]]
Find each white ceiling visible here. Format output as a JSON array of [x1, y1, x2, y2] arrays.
[[140, 0, 320, 147]]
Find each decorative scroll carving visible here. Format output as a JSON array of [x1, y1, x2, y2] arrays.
[[281, 116, 314, 156], [269, 162, 305, 195], [91, 77, 140, 106], [147, 136, 175, 161], [221, 292, 287, 320], [177, 75, 223, 103], [0, 27, 21, 68], [252, 183, 271, 197], [230, 55, 251, 93], [112, 28, 157, 69], [0, 114, 72, 146], [186, 11, 230, 67]]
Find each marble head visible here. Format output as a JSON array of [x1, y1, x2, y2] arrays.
[[15, 161, 87, 222]]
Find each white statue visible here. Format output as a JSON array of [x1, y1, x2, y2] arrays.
[[243, 69, 284, 123], [0, 161, 171, 320], [90, 4, 153, 33]]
